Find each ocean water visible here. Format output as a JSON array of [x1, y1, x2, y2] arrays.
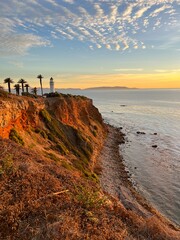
[[61, 89, 180, 225]]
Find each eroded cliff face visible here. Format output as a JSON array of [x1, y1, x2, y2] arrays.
[[0, 93, 106, 166], [45, 95, 103, 130], [0, 96, 45, 138]]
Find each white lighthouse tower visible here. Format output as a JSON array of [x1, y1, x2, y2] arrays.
[[50, 77, 55, 93]]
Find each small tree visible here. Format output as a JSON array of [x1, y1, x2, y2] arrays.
[[14, 84, 21, 95], [31, 87, 38, 96], [24, 84, 30, 93], [37, 74, 43, 96], [18, 79, 27, 93], [4, 78, 14, 93]]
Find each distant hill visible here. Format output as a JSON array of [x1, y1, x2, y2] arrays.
[[84, 86, 136, 90]]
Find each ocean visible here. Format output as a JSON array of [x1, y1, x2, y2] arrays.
[[61, 88, 180, 226]]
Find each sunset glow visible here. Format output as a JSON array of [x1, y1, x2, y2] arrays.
[[0, 0, 179, 89]]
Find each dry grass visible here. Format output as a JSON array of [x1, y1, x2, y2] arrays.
[[0, 138, 179, 240]]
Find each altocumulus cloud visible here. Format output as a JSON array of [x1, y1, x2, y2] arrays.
[[0, 0, 179, 55]]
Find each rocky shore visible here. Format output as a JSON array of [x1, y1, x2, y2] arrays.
[[99, 125, 180, 237]]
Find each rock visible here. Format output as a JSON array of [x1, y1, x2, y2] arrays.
[[154, 133, 157, 135], [136, 131, 146, 135], [120, 105, 126, 107], [152, 145, 158, 148]]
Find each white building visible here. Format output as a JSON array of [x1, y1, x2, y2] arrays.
[[50, 77, 55, 93]]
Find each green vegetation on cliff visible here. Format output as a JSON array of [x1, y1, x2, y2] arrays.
[[9, 129, 24, 146]]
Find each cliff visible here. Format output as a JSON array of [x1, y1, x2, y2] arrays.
[[0, 91, 179, 240], [0, 92, 105, 170]]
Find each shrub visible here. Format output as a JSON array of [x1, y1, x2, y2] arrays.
[[61, 161, 74, 170], [9, 129, 24, 146], [44, 152, 61, 162], [75, 185, 106, 210], [46, 92, 61, 98], [40, 109, 51, 123], [54, 143, 69, 155], [0, 89, 9, 98], [92, 130, 97, 137], [22, 92, 37, 98], [0, 154, 13, 175], [34, 128, 48, 139]]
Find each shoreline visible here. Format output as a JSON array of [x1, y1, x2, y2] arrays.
[[99, 124, 180, 231]]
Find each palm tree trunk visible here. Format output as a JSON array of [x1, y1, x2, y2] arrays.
[[8, 82, 11, 93], [22, 83, 24, 92], [40, 79, 43, 96]]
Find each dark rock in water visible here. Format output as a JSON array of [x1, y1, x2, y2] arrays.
[[154, 133, 157, 135], [118, 127, 123, 130], [136, 131, 146, 135], [120, 105, 126, 107], [152, 145, 158, 148], [134, 167, 137, 169]]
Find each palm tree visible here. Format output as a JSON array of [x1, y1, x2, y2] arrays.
[[14, 84, 21, 95], [4, 78, 14, 93], [31, 87, 38, 96], [25, 83, 30, 93], [37, 74, 43, 96], [18, 79, 27, 93]]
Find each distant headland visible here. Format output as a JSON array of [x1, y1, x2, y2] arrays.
[[44, 86, 137, 92], [84, 86, 137, 90]]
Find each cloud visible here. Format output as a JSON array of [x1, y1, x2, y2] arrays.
[[106, 44, 112, 50], [96, 44, 102, 49], [151, 5, 171, 17], [115, 44, 121, 51], [155, 69, 180, 73], [0, 33, 50, 56], [45, 0, 58, 7], [0, 0, 179, 55], [123, 4, 136, 18], [94, 3, 104, 16], [123, 44, 129, 51], [155, 69, 168, 73], [134, 6, 150, 19], [63, 0, 74, 4], [114, 68, 143, 72]]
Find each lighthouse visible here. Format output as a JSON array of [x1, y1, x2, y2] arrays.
[[50, 77, 54, 93]]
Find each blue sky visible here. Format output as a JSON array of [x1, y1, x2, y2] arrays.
[[0, 0, 180, 88]]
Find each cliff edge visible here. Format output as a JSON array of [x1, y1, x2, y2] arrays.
[[0, 90, 179, 240]]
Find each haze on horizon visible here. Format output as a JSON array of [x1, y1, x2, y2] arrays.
[[0, 0, 179, 89]]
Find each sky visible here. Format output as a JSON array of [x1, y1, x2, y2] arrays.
[[0, 0, 180, 89]]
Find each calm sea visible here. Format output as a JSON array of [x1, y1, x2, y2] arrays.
[[61, 89, 180, 225]]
